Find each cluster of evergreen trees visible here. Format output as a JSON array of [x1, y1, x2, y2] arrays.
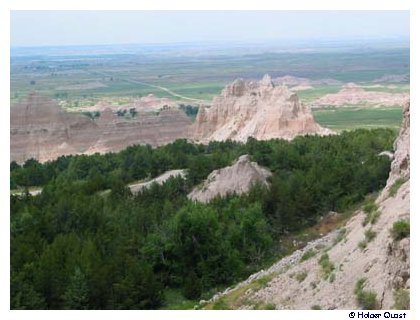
[[11, 129, 395, 309]]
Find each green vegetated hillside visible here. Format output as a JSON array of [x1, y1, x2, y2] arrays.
[[11, 129, 395, 309]]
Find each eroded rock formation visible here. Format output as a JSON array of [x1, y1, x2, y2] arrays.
[[188, 155, 271, 203], [10, 93, 99, 163], [86, 107, 192, 155], [191, 75, 332, 143], [205, 101, 410, 310], [10, 93, 192, 163], [313, 83, 409, 107]]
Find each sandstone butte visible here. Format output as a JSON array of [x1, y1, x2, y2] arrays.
[[188, 154, 272, 203], [191, 74, 333, 143], [10, 93, 192, 163]]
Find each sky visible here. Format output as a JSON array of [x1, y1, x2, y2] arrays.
[[10, 11, 410, 47]]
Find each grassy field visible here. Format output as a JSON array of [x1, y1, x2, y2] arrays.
[[10, 43, 409, 106], [297, 85, 343, 103], [10, 42, 408, 131], [313, 106, 403, 131]]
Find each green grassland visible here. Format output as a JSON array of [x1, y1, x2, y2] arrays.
[[297, 85, 343, 103], [11, 45, 409, 105], [313, 106, 403, 131]]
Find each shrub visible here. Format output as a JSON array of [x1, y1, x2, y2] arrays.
[[358, 228, 376, 251], [263, 303, 276, 310], [300, 249, 316, 262], [295, 271, 308, 283], [358, 240, 367, 250], [363, 201, 378, 214], [318, 254, 335, 280], [357, 291, 378, 310], [389, 178, 407, 197], [363, 210, 381, 226], [393, 289, 410, 310], [354, 278, 378, 310], [311, 304, 322, 310], [212, 298, 230, 310], [256, 275, 272, 288], [365, 228, 377, 242], [391, 219, 410, 240], [362, 200, 381, 226]]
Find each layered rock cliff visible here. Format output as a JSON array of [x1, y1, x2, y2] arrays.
[[10, 93, 99, 163], [86, 107, 192, 155], [191, 75, 332, 143], [10, 93, 192, 163]]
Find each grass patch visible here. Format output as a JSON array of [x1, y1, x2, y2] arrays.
[[300, 248, 317, 262], [318, 254, 335, 280], [204, 273, 275, 310], [313, 106, 403, 132], [365, 228, 377, 242], [160, 289, 197, 310], [362, 199, 381, 226], [354, 278, 378, 310], [212, 298, 230, 310], [311, 304, 322, 310], [390, 219, 410, 240], [263, 303, 276, 310], [295, 271, 308, 283], [254, 275, 273, 288], [358, 240, 367, 250], [393, 289, 410, 310], [389, 178, 408, 197], [363, 210, 381, 226], [363, 200, 378, 214], [334, 228, 347, 245], [253, 302, 276, 310], [358, 228, 376, 251]]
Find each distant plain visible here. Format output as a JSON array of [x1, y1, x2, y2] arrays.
[[10, 40, 409, 131]]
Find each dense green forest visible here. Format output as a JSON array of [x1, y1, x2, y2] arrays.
[[11, 129, 395, 309]]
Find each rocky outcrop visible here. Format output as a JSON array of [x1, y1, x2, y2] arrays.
[[10, 93, 192, 163], [313, 83, 409, 107], [86, 107, 192, 155], [205, 101, 410, 310], [191, 75, 332, 143], [188, 155, 271, 203], [386, 102, 410, 185], [10, 93, 99, 163]]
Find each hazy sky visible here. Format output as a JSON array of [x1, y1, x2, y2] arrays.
[[11, 11, 409, 47]]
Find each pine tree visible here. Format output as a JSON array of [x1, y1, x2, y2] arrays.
[[63, 267, 89, 310]]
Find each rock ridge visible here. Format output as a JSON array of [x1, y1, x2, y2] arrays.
[[191, 75, 332, 143]]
